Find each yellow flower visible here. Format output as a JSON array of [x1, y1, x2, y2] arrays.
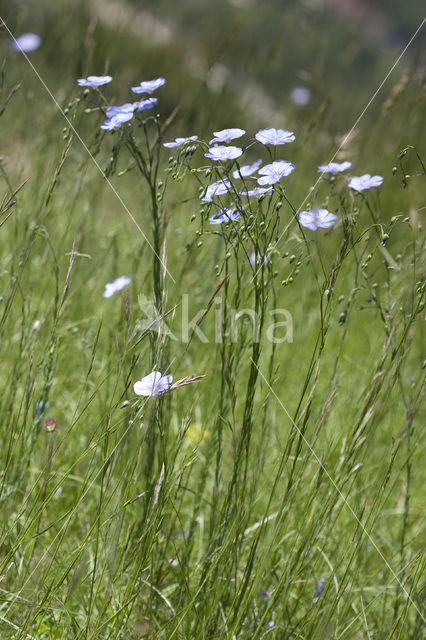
[[185, 423, 210, 446]]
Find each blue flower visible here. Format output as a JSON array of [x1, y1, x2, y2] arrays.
[[209, 208, 241, 224], [257, 160, 295, 185], [348, 174, 383, 191], [299, 208, 337, 230], [290, 86, 311, 106], [239, 187, 272, 197], [10, 33, 41, 52], [34, 399, 49, 418], [250, 252, 269, 265], [77, 75, 113, 87], [106, 102, 137, 118], [104, 99, 156, 124], [136, 97, 158, 112], [134, 371, 173, 396], [313, 578, 325, 602], [103, 276, 131, 297], [260, 587, 271, 601], [101, 111, 134, 130], [131, 77, 166, 94], [201, 179, 232, 202], [163, 135, 198, 148], [232, 159, 262, 179], [205, 146, 243, 161], [318, 161, 352, 173], [255, 127, 295, 145], [209, 128, 246, 144]]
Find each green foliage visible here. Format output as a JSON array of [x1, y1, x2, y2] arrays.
[[0, 1, 424, 638]]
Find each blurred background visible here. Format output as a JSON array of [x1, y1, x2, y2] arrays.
[[2, 0, 425, 138]]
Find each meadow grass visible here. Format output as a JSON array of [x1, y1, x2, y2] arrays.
[[0, 3, 425, 638]]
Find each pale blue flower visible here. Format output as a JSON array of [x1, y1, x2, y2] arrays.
[[260, 588, 270, 601], [209, 128, 246, 144], [239, 187, 272, 197], [232, 159, 262, 179], [101, 112, 134, 130], [250, 252, 269, 265], [205, 146, 243, 161], [136, 97, 158, 111], [10, 33, 41, 52], [78, 75, 113, 87], [257, 160, 295, 185], [34, 399, 49, 418], [348, 174, 383, 191], [134, 371, 173, 396], [106, 103, 137, 118], [103, 276, 131, 297], [313, 578, 325, 602], [291, 86, 311, 106], [209, 208, 241, 224], [318, 161, 352, 173], [255, 127, 295, 145], [201, 179, 232, 202], [104, 99, 156, 123], [299, 208, 337, 230], [131, 78, 166, 94], [163, 136, 198, 148]]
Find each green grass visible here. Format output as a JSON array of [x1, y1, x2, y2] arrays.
[[0, 1, 424, 638]]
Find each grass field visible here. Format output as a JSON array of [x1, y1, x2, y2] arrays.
[[0, 1, 425, 638]]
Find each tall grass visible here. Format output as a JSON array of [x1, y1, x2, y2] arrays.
[[0, 3, 424, 639]]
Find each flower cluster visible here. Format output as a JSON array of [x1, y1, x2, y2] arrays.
[[192, 127, 297, 219], [193, 121, 384, 228], [77, 75, 164, 130], [94, 72, 387, 307], [88, 70, 389, 419], [100, 98, 158, 130]]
